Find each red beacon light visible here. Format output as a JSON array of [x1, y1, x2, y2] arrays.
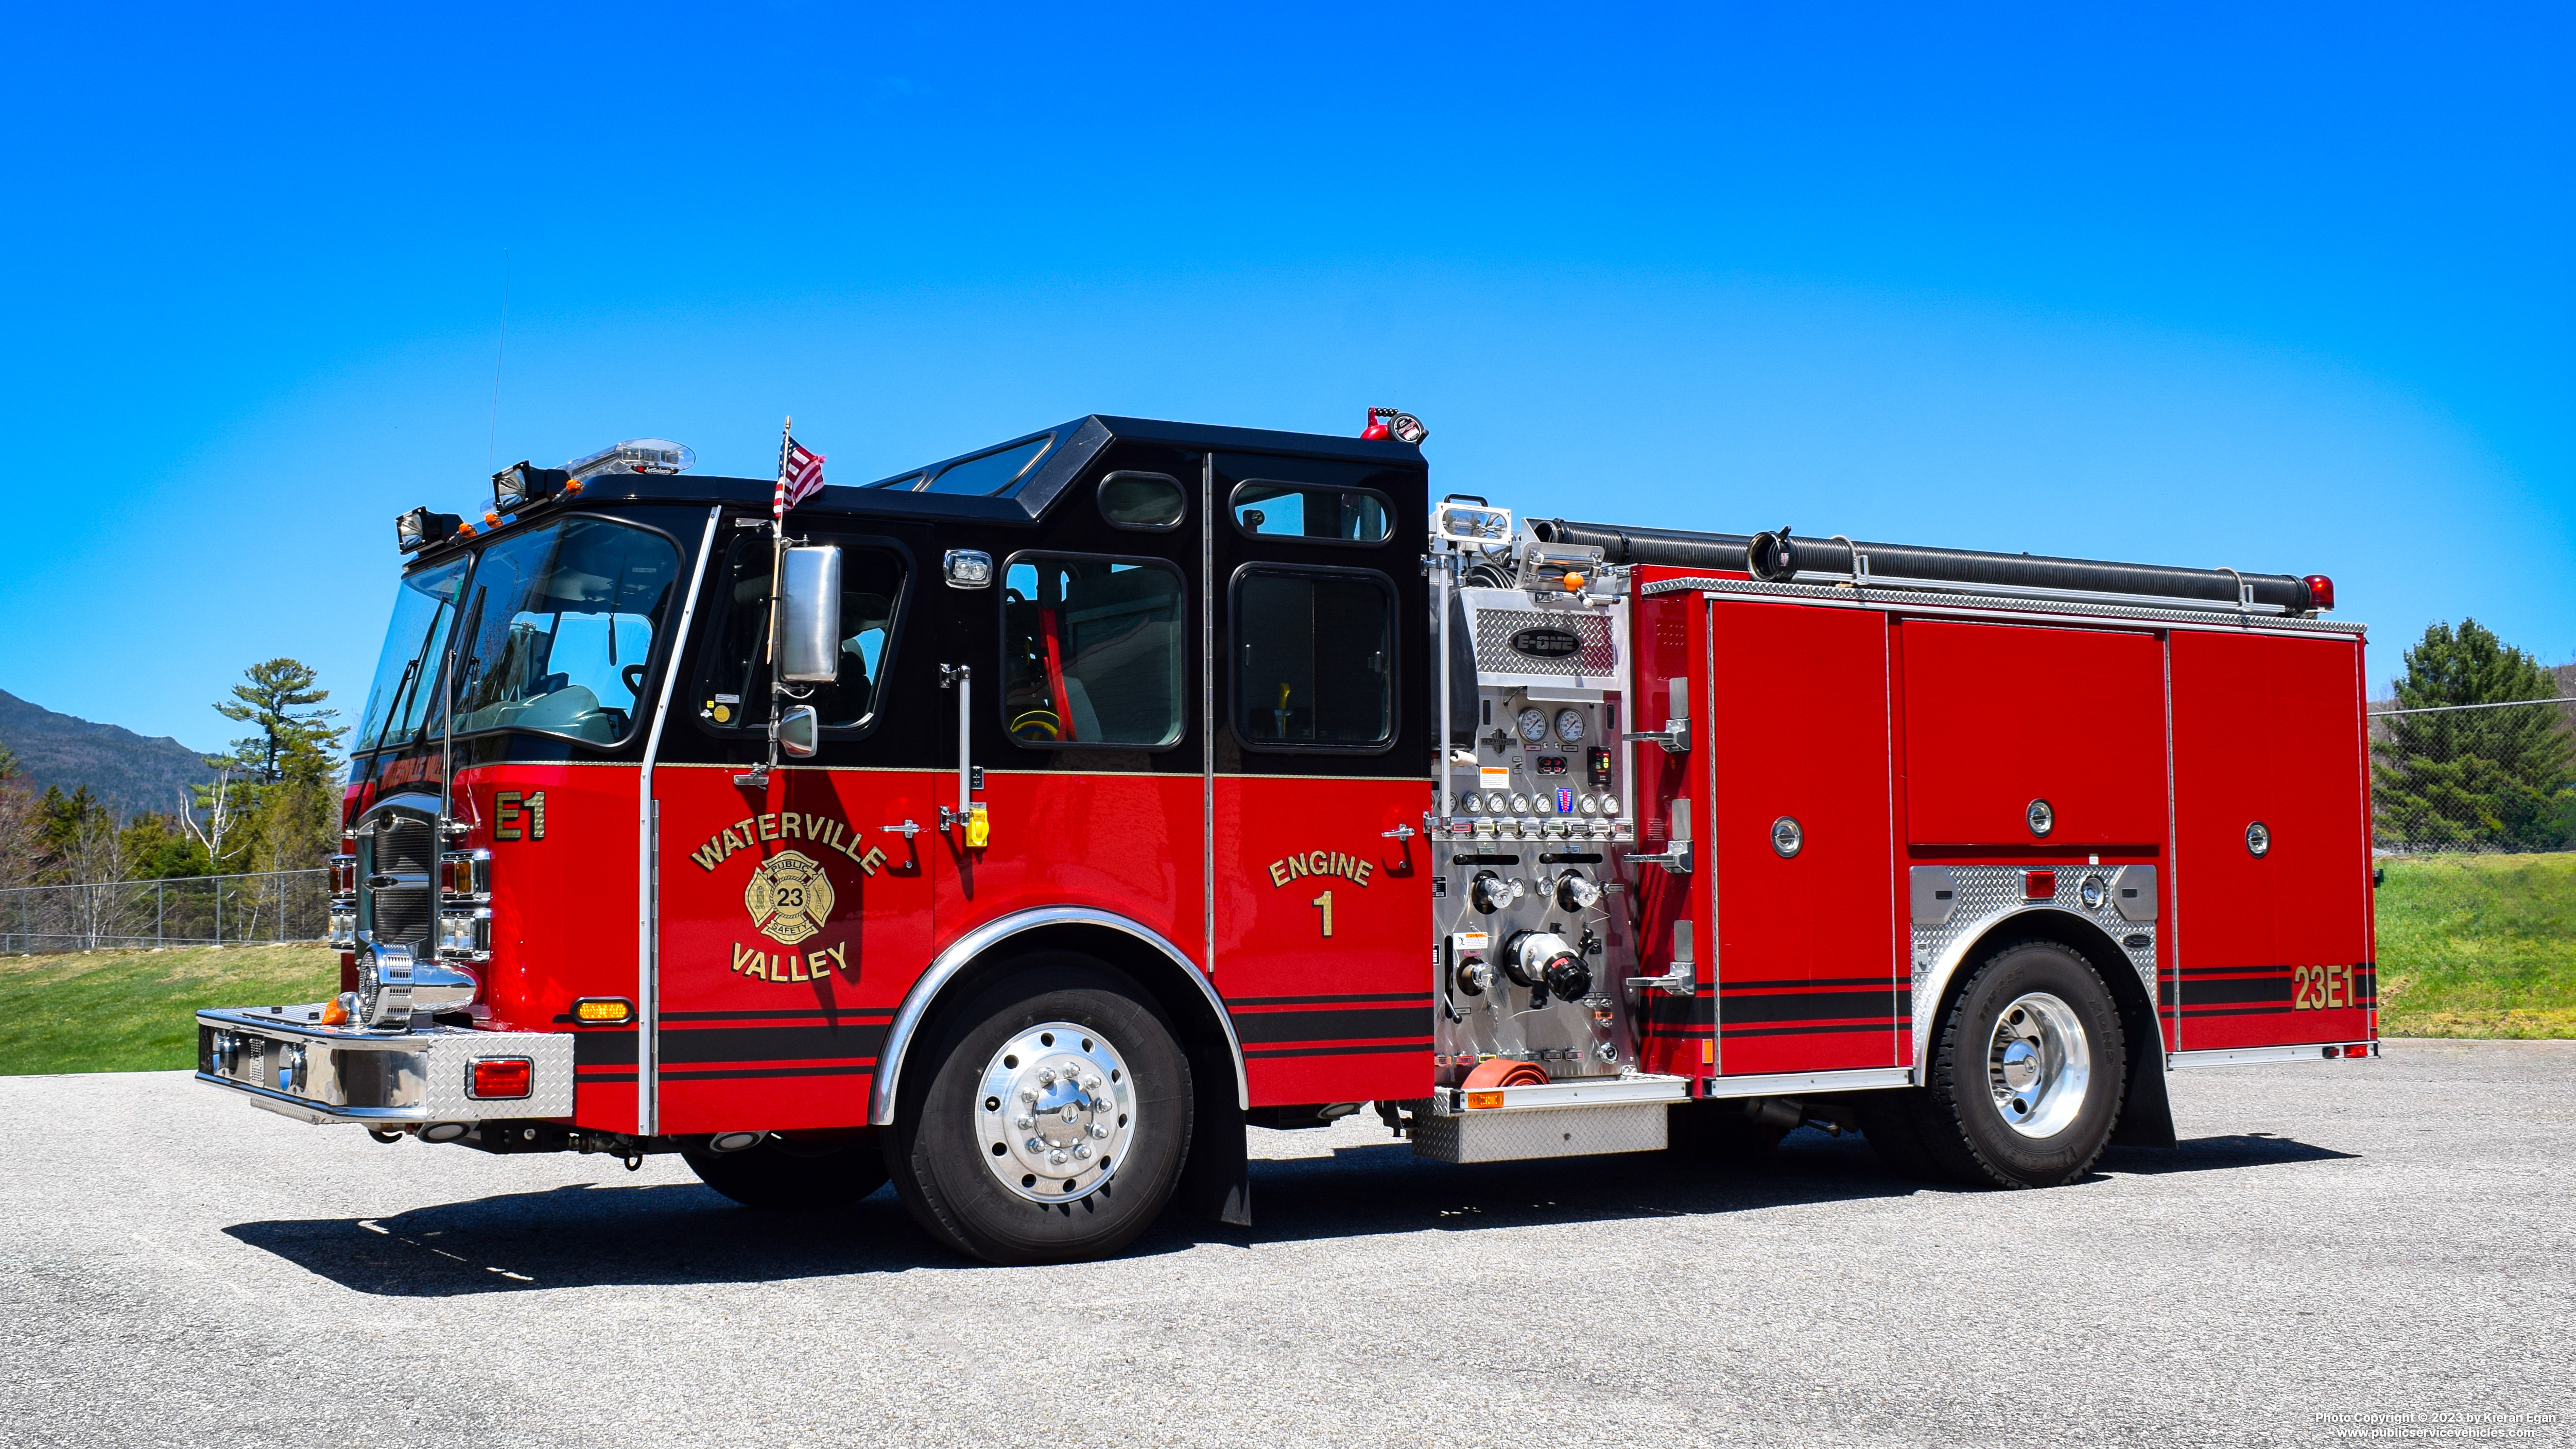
[[2302, 574, 2335, 611]]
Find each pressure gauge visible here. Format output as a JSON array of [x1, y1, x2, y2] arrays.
[[1509, 794, 1531, 814], [1516, 707, 1549, 744], [1601, 797, 1620, 817], [1578, 795, 1598, 815], [1554, 709, 1585, 744], [1461, 794, 1481, 815], [1485, 792, 1509, 814]]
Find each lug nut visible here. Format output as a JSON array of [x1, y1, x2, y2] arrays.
[[1091, 1124, 1110, 1140], [1013, 1115, 1033, 1130], [1074, 1144, 1092, 1160], [1036, 1068, 1056, 1086], [1026, 1138, 1044, 1153], [1048, 1149, 1067, 1166]]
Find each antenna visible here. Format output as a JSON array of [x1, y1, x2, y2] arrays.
[[486, 249, 510, 473]]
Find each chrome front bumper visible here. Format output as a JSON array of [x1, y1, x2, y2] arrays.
[[195, 1005, 574, 1127]]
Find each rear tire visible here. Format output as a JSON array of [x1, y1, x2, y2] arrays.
[[682, 1131, 889, 1209], [885, 954, 1194, 1265], [1908, 939, 2127, 1188]]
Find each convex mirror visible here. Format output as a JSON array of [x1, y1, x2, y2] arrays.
[[778, 704, 820, 758]]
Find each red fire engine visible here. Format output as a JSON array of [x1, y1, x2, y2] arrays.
[[197, 413, 2376, 1264]]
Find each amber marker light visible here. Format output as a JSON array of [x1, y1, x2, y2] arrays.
[[1465, 1090, 1506, 1110], [1562, 572, 1585, 593], [572, 997, 634, 1025]]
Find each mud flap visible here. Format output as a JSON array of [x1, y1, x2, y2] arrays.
[[2112, 1050, 2176, 1148], [1176, 1030, 1250, 1226]]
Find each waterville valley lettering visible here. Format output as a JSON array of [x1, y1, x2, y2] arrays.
[[689, 814, 887, 985]]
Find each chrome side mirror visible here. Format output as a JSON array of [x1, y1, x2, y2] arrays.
[[779, 545, 843, 683], [778, 704, 820, 758]]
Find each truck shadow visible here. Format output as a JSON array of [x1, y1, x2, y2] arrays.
[[221, 1128, 2353, 1296]]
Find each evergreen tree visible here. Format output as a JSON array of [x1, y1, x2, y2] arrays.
[[118, 812, 212, 879], [191, 658, 347, 873], [2373, 619, 2574, 851], [196, 658, 347, 875], [217, 659, 344, 785]]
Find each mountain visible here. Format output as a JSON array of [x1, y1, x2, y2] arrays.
[[0, 689, 215, 819]]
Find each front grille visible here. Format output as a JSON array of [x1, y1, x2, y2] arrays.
[[372, 887, 432, 948], [376, 817, 436, 875], [361, 807, 438, 951]]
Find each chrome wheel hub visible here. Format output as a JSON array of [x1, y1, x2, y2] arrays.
[[1986, 992, 2089, 1138], [975, 1022, 1135, 1203]]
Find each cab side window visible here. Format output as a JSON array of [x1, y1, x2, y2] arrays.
[[1002, 555, 1186, 748], [1232, 565, 1394, 750], [698, 535, 905, 732]]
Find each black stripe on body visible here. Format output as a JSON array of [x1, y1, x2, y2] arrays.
[[1718, 988, 1899, 1025], [1242, 1040, 1429, 1060], [1230, 1004, 1425, 1045], [660, 1022, 889, 1064], [1225, 991, 1429, 1008]]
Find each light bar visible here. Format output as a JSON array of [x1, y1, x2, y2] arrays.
[[561, 438, 696, 482]]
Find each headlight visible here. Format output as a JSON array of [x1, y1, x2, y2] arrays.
[[438, 907, 492, 959], [395, 507, 462, 554]]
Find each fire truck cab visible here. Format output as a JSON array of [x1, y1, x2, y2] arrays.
[[197, 414, 2377, 1264]]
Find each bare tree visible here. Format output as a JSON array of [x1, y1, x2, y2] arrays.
[[184, 766, 240, 870]]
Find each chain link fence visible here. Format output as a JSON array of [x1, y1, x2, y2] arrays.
[[2371, 697, 2576, 855], [0, 869, 331, 954]]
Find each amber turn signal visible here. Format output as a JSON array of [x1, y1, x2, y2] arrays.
[[1465, 1090, 1506, 1110], [572, 997, 633, 1025]]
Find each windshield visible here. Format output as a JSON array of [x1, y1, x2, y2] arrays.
[[356, 557, 468, 752], [445, 518, 682, 745]]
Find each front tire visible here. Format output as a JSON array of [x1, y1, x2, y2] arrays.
[[682, 1131, 890, 1209], [1900, 939, 2127, 1188], [886, 954, 1194, 1265]]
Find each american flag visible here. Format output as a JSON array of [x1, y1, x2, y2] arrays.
[[774, 436, 825, 516]]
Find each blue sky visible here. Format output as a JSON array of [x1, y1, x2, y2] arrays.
[[1, 3, 2568, 754]]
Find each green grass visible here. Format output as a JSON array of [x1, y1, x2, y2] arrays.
[[0, 855, 2566, 1074], [2376, 852, 2576, 1038], [0, 944, 340, 1075]]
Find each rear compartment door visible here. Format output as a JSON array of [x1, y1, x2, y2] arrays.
[[2168, 631, 2374, 1049], [1901, 620, 2168, 849], [1704, 599, 1904, 1074]]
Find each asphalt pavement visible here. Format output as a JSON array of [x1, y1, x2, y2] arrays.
[[3, 1040, 2570, 1448]]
